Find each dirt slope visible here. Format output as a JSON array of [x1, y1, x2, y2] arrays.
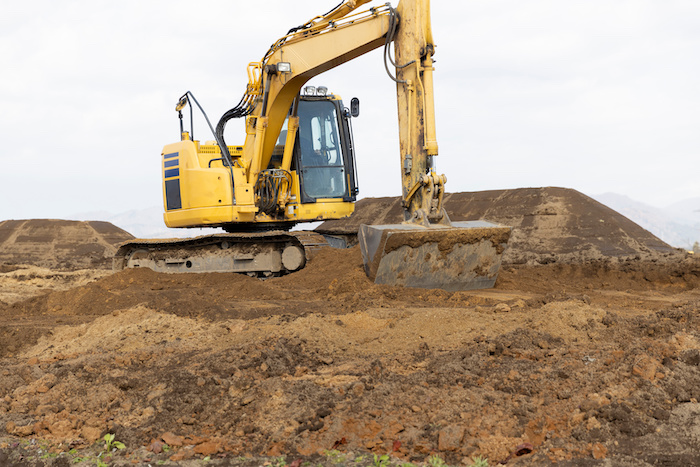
[[0, 195, 699, 466], [0, 244, 699, 466], [0, 219, 133, 270], [318, 187, 680, 265]]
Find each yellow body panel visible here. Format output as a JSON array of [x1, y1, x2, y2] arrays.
[[165, 206, 251, 227], [161, 139, 354, 229], [288, 198, 355, 222]]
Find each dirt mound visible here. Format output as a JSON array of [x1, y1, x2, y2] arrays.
[[0, 266, 110, 305], [0, 205, 699, 465], [0, 219, 133, 270], [0, 254, 699, 465], [3, 245, 699, 359], [318, 187, 681, 265]]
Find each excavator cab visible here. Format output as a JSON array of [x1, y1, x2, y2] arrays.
[[280, 92, 359, 203]]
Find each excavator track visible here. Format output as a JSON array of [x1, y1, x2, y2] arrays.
[[113, 231, 330, 277]]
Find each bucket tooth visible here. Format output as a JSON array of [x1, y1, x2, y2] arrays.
[[358, 221, 511, 291]]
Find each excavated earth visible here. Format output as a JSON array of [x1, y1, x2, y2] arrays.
[[318, 187, 677, 264], [0, 188, 699, 467], [0, 219, 134, 271]]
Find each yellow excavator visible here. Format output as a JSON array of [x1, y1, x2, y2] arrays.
[[114, 0, 511, 291]]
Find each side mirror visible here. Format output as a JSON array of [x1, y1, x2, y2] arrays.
[[350, 97, 360, 117]]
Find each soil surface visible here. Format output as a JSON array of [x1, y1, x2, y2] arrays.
[[319, 187, 679, 265], [0, 220, 133, 271], [1, 189, 700, 466]]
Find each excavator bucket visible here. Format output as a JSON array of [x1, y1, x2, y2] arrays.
[[358, 221, 511, 291]]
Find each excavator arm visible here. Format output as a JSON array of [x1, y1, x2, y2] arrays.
[[356, 0, 512, 290], [222, 2, 394, 186], [394, 0, 444, 225], [234, 0, 453, 226], [142, 0, 511, 290]]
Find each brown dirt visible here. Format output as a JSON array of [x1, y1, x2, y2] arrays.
[[0, 219, 134, 271], [1, 190, 700, 466], [1, 248, 699, 466], [318, 187, 681, 265]]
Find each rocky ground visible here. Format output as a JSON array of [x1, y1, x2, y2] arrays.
[[1, 248, 699, 466], [1, 189, 699, 466]]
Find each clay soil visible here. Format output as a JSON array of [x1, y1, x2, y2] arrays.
[[1, 194, 700, 466]]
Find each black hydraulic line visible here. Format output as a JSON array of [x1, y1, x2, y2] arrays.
[[180, 92, 224, 159], [215, 90, 257, 170], [286, 0, 344, 35], [254, 169, 293, 216], [383, 7, 416, 84], [322, 1, 345, 19], [347, 111, 359, 196], [189, 98, 194, 140], [179, 91, 237, 203]]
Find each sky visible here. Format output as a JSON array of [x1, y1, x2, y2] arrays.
[[1, 0, 699, 222]]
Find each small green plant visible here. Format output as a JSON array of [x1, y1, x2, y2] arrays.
[[427, 455, 448, 467], [470, 456, 489, 467], [324, 449, 347, 464], [103, 433, 126, 452], [372, 453, 391, 467]]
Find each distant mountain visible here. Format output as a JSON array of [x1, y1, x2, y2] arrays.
[[593, 193, 700, 250], [666, 197, 700, 226]]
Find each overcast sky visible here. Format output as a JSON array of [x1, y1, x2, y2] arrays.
[[1, 0, 698, 222]]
